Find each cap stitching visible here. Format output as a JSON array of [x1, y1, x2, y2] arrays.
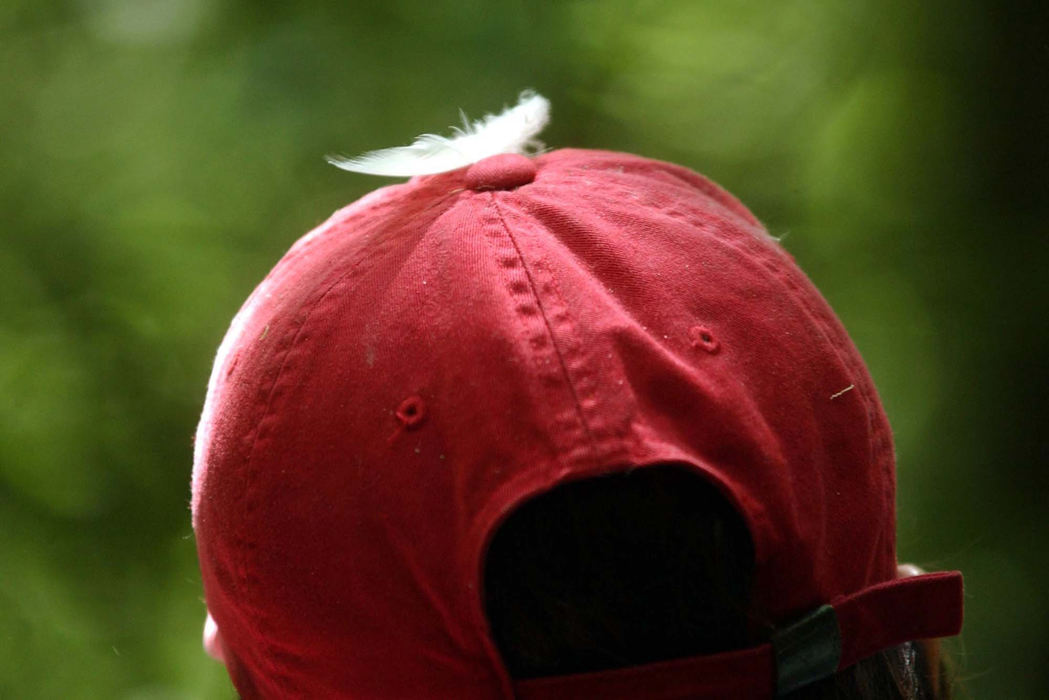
[[229, 190, 463, 691], [218, 229, 395, 692], [489, 194, 601, 464], [232, 264, 376, 692], [529, 253, 625, 458]]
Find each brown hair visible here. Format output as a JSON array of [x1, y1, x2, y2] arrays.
[[484, 465, 948, 699]]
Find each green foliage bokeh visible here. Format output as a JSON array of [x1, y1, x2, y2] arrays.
[[1, 1, 1046, 697]]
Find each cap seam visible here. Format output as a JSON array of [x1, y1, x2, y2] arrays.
[[489, 194, 601, 464], [230, 190, 463, 691], [233, 256, 379, 693]]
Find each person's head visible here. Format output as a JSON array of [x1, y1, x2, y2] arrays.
[[190, 93, 962, 698]]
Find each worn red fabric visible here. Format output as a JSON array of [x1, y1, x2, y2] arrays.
[[833, 571, 964, 670], [191, 148, 962, 698]]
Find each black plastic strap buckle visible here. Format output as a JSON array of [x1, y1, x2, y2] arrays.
[[772, 604, 842, 696]]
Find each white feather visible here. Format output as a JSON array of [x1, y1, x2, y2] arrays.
[[326, 91, 550, 177]]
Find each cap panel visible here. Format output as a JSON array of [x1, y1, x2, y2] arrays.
[[537, 148, 765, 229], [486, 152, 896, 619], [200, 166, 664, 695], [193, 183, 423, 696], [195, 177, 531, 696], [191, 184, 406, 525]]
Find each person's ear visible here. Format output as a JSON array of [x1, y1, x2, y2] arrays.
[[203, 610, 227, 663], [896, 563, 943, 697]]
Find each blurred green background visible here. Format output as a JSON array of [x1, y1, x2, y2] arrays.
[[1, 1, 1046, 697]]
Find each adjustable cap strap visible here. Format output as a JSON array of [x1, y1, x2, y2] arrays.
[[513, 571, 963, 700], [833, 570, 964, 670], [771, 571, 964, 695], [771, 604, 840, 695]]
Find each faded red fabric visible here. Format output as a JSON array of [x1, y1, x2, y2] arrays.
[[191, 149, 962, 698], [833, 571, 964, 670]]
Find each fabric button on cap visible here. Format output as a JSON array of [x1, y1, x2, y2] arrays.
[[464, 153, 537, 191]]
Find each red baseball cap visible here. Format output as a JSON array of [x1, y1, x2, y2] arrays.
[[191, 96, 962, 698]]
